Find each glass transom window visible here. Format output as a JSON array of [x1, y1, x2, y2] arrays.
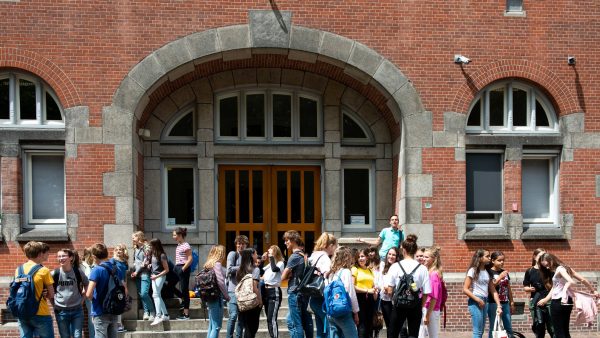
[[1, 72, 64, 127], [215, 89, 322, 143], [466, 80, 557, 133]]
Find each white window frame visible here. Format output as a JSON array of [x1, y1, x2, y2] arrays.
[[466, 80, 557, 134], [466, 149, 504, 227], [161, 160, 198, 231], [160, 106, 196, 143], [22, 147, 66, 228], [0, 72, 64, 128], [341, 108, 375, 146], [505, 0, 525, 16], [215, 89, 323, 144], [341, 161, 376, 230], [522, 150, 560, 226]]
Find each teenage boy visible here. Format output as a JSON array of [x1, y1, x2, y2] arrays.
[[226, 235, 249, 338], [282, 231, 313, 338], [358, 214, 404, 258], [85, 243, 126, 338], [15, 241, 55, 338]]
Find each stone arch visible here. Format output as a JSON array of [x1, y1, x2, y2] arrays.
[[450, 59, 580, 116], [0, 47, 81, 108]]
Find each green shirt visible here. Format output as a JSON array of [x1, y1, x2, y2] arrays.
[[378, 227, 403, 258]]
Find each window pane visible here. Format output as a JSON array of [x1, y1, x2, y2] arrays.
[[291, 171, 301, 223], [507, 0, 523, 11], [169, 112, 194, 136], [273, 94, 291, 138], [489, 88, 505, 127], [467, 100, 481, 127], [252, 231, 264, 253], [277, 171, 288, 223], [344, 168, 370, 224], [299, 97, 318, 138], [219, 96, 238, 137], [225, 170, 236, 223], [45, 92, 62, 121], [466, 154, 502, 212], [31, 155, 64, 220], [246, 94, 265, 137], [0, 78, 9, 119], [167, 167, 194, 225], [19, 79, 36, 120], [522, 159, 551, 219], [343, 114, 367, 139], [512, 88, 528, 127], [535, 100, 550, 127], [304, 171, 314, 223], [252, 170, 263, 223], [239, 170, 249, 223]]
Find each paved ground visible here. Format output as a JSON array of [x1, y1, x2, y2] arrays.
[[438, 331, 600, 337]]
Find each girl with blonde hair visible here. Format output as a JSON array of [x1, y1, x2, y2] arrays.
[[112, 243, 130, 332], [420, 246, 444, 338], [131, 231, 155, 321], [203, 245, 230, 338], [261, 245, 286, 338], [308, 232, 337, 338], [328, 246, 359, 338]]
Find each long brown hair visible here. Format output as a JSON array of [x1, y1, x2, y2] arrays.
[[467, 249, 488, 282], [382, 247, 399, 275], [539, 253, 572, 289], [330, 246, 354, 276]]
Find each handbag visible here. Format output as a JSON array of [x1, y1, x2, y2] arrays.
[[372, 301, 384, 330], [492, 315, 508, 338]]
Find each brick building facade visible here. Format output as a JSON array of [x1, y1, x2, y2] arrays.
[[1, 0, 599, 333]]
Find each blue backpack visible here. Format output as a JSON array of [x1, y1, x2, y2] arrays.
[[6, 264, 44, 319], [191, 249, 199, 273], [323, 270, 352, 318]]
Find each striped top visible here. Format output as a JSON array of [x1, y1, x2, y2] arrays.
[[175, 242, 191, 265]]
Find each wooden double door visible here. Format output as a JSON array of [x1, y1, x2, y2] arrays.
[[218, 165, 321, 258]]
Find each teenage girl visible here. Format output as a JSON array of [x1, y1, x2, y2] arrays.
[[462, 249, 502, 338], [203, 245, 230, 338], [523, 248, 553, 338], [149, 238, 170, 326], [262, 245, 286, 338], [53, 249, 89, 338], [486, 251, 513, 338], [376, 246, 399, 338], [352, 248, 377, 338], [420, 246, 444, 338], [236, 248, 263, 338], [112, 244, 130, 332], [327, 246, 359, 338], [538, 253, 599, 338], [131, 231, 155, 321], [173, 227, 193, 320]]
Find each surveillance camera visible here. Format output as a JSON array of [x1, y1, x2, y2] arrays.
[[454, 55, 471, 64], [567, 56, 576, 66]]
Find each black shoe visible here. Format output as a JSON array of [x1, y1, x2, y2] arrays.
[[176, 314, 190, 320]]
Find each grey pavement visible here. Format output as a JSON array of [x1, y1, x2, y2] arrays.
[[439, 331, 600, 338]]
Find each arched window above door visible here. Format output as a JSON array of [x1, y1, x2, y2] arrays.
[[466, 80, 558, 133], [341, 109, 375, 146], [161, 107, 195, 142]]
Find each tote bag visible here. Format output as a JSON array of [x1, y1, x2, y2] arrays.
[[492, 315, 508, 338]]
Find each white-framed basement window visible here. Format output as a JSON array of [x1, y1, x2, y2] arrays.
[[522, 150, 559, 226], [215, 89, 322, 144], [161, 160, 198, 230], [161, 107, 195, 143], [505, 0, 525, 16], [466, 150, 504, 227], [466, 80, 556, 133], [0, 72, 64, 128], [22, 148, 66, 228], [342, 161, 375, 229]]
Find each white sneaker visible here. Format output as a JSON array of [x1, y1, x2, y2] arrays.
[[148, 315, 155, 322], [150, 317, 163, 326], [143, 313, 150, 320]]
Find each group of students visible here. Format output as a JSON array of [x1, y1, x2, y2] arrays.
[[463, 247, 600, 338]]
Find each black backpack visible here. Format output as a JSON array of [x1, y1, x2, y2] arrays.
[[52, 267, 83, 294], [100, 262, 127, 315], [391, 263, 421, 309], [195, 268, 220, 302], [297, 255, 325, 298]]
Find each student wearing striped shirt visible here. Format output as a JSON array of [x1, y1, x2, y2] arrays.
[[172, 227, 193, 320]]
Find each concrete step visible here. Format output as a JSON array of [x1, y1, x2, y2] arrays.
[[157, 306, 290, 319], [124, 317, 290, 331], [120, 328, 388, 338]]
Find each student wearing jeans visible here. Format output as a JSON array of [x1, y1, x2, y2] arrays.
[[282, 231, 311, 338], [52, 249, 89, 338], [203, 245, 230, 338], [15, 241, 55, 338], [307, 233, 337, 338], [131, 231, 155, 322], [326, 246, 359, 338], [226, 235, 249, 338], [149, 239, 170, 326]]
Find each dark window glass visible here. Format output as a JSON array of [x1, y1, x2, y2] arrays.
[[252, 170, 263, 223], [304, 171, 315, 223], [19, 79, 36, 120], [299, 97, 318, 138], [467, 100, 481, 127], [45, 92, 62, 121], [512, 88, 528, 127], [507, 0, 523, 11], [489, 88, 505, 127], [466, 153, 502, 213], [31, 155, 64, 219], [225, 231, 237, 256], [0, 78, 9, 119], [535, 100, 550, 127], [277, 171, 288, 223], [167, 167, 194, 225], [291, 171, 301, 223], [343, 114, 367, 139], [304, 231, 315, 256], [246, 94, 265, 137], [273, 94, 291, 138], [169, 112, 194, 136], [253, 231, 264, 253], [239, 170, 249, 223], [225, 170, 236, 223], [343, 168, 370, 225], [219, 96, 238, 137]]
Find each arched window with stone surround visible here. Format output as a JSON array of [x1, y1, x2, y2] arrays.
[[161, 106, 195, 143]]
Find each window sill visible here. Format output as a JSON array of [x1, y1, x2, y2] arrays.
[[521, 226, 566, 240], [464, 226, 511, 240], [504, 10, 526, 18], [16, 227, 69, 242]]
